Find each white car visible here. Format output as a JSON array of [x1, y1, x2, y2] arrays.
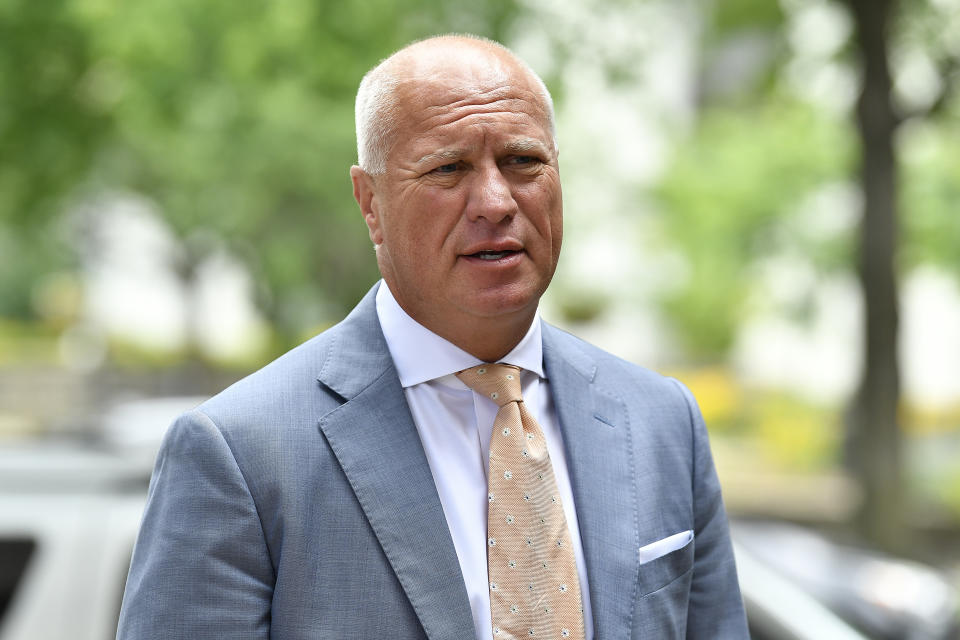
[[0, 443, 147, 640], [0, 396, 203, 640]]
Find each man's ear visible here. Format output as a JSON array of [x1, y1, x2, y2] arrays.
[[350, 166, 383, 245]]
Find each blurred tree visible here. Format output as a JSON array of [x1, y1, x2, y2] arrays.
[[841, 0, 904, 552], [842, 0, 960, 548], [656, 0, 960, 550]]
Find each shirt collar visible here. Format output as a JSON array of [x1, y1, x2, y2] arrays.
[[375, 280, 545, 388]]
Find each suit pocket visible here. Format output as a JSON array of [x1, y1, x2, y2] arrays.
[[636, 533, 694, 598], [632, 536, 695, 639]]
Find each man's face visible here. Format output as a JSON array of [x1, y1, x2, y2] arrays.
[[353, 47, 562, 340]]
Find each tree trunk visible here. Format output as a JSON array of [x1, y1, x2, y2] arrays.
[[843, 0, 904, 552]]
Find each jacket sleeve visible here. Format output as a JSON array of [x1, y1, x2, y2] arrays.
[[671, 379, 750, 639], [116, 410, 274, 639]]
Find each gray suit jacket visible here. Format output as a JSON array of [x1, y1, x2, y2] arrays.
[[117, 284, 748, 639]]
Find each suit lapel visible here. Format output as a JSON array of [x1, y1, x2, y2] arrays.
[[542, 324, 639, 638], [316, 286, 475, 640]]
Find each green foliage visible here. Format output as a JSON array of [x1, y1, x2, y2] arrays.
[[655, 98, 855, 357], [900, 117, 960, 278], [3, 0, 957, 365], [0, 0, 112, 227], [0, 318, 61, 365], [0, 0, 109, 321], [0, 225, 75, 319], [705, 0, 785, 35], [0, 0, 521, 344]]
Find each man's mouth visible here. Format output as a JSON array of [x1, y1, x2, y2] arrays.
[[471, 250, 518, 261]]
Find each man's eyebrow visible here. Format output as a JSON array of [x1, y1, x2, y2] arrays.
[[414, 139, 550, 166], [503, 138, 550, 155], [415, 148, 468, 166]]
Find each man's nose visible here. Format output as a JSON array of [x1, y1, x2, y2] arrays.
[[464, 166, 518, 223]]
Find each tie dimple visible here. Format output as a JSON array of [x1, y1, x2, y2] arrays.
[[456, 363, 586, 640], [455, 364, 522, 407]]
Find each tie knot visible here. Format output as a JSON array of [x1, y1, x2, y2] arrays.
[[456, 363, 523, 407]]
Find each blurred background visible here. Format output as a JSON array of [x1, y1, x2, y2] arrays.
[[1, 0, 959, 638]]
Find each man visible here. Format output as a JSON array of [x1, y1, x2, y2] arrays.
[[117, 35, 748, 639]]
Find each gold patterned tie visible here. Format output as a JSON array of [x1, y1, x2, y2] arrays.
[[456, 364, 585, 640]]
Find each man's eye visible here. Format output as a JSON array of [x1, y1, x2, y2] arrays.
[[508, 155, 540, 166], [432, 163, 459, 174]]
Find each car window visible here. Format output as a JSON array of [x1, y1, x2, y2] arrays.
[[0, 538, 36, 620]]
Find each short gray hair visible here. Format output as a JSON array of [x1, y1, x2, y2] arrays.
[[354, 34, 556, 175]]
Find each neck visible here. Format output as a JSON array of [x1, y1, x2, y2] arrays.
[[433, 312, 536, 362], [380, 278, 541, 362], [390, 293, 537, 362]]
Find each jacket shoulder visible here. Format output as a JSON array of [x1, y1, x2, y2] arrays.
[[197, 284, 386, 433], [198, 330, 338, 428]]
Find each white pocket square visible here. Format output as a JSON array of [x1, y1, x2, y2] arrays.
[[638, 530, 693, 565]]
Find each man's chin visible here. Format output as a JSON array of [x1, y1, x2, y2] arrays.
[[455, 284, 545, 321]]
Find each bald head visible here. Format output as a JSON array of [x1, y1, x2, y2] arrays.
[[354, 34, 556, 175]]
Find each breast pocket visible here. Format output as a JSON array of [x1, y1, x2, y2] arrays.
[[631, 533, 696, 639], [636, 532, 694, 598]]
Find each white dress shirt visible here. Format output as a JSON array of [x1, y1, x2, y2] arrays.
[[375, 282, 594, 640]]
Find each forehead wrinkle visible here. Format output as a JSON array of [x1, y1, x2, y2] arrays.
[[440, 83, 515, 107], [419, 93, 527, 121], [414, 100, 546, 142], [421, 87, 546, 122]]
